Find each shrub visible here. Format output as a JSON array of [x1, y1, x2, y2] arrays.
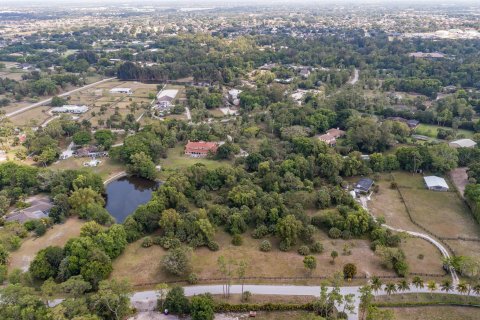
[[259, 240, 272, 252], [341, 230, 351, 240], [153, 236, 163, 246], [390, 182, 398, 189], [207, 241, 219, 251], [164, 286, 190, 314], [297, 245, 310, 256], [8, 235, 21, 251], [231, 234, 243, 246], [279, 240, 290, 252], [159, 237, 181, 250], [142, 237, 153, 248], [242, 291, 252, 302], [252, 225, 269, 239], [310, 241, 324, 254], [162, 247, 191, 276], [188, 273, 199, 285], [34, 223, 47, 237], [328, 227, 342, 239], [343, 263, 357, 280]]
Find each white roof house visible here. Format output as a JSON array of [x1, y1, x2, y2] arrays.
[[51, 105, 89, 114], [449, 139, 477, 149], [110, 88, 133, 94], [157, 89, 178, 101], [424, 176, 449, 191]]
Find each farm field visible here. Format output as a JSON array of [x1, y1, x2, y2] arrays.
[[8, 217, 84, 272], [383, 306, 480, 320]]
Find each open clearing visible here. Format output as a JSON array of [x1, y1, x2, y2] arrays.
[[8, 217, 84, 272], [51, 157, 125, 180], [415, 123, 474, 139], [160, 146, 232, 173], [385, 306, 480, 320], [111, 230, 396, 287]]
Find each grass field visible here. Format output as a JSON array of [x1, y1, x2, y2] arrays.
[[111, 229, 396, 287], [415, 123, 474, 139], [387, 306, 480, 320], [51, 157, 125, 180], [8, 217, 84, 272], [160, 146, 232, 173]]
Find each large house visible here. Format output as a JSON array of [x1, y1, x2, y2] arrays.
[[354, 178, 374, 194], [317, 128, 346, 146], [110, 88, 133, 95], [185, 141, 218, 158]]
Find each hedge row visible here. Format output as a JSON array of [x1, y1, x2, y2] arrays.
[[214, 302, 315, 312], [373, 301, 480, 308]]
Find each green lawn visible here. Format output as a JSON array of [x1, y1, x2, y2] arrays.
[[415, 123, 474, 139], [160, 146, 232, 172]]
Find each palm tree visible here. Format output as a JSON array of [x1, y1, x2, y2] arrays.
[[397, 279, 410, 292], [441, 279, 453, 293], [457, 281, 469, 295], [427, 280, 437, 296], [385, 283, 397, 296], [472, 284, 480, 296], [412, 276, 424, 289], [371, 276, 382, 294]]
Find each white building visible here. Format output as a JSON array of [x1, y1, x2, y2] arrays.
[[424, 176, 449, 192], [110, 88, 133, 95], [51, 105, 89, 114], [449, 139, 477, 149], [228, 89, 242, 106]]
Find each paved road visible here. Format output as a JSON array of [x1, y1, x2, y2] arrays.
[[348, 68, 359, 85], [5, 77, 116, 118]]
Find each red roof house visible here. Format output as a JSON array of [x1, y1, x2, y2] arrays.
[[185, 141, 218, 158]]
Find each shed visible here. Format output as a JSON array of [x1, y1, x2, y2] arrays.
[[449, 139, 477, 149], [424, 176, 449, 191], [354, 178, 374, 194]]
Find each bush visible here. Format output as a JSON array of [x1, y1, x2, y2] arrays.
[[159, 237, 181, 250], [188, 273, 199, 285], [231, 234, 243, 246], [297, 245, 310, 256], [259, 240, 272, 252], [0, 265, 7, 284], [279, 240, 290, 252], [34, 223, 47, 237], [343, 263, 357, 279], [142, 236, 153, 248], [341, 230, 351, 240], [328, 227, 342, 239], [310, 241, 324, 254], [242, 291, 252, 302], [252, 225, 269, 239], [153, 236, 163, 245], [390, 182, 398, 189], [164, 286, 190, 314], [207, 241, 219, 251], [162, 247, 191, 276], [8, 235, 21, 251]]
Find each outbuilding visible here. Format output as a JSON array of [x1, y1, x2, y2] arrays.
[[424, 176, 449, 191], [354, 178, 374, 194], [449, 139, 477, 149]]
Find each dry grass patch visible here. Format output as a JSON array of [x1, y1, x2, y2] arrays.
[[401, 188, 479, 239], [112, 230, 395, 287], [8, 217, 84, 272], [51, 157, 125, 180], [400, 237, 444, 274], [387, 306, 480, 320], [445, 240, 480, 258]]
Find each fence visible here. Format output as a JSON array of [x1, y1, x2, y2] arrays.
[[391, 173, 457, 256], [131, 273, 447, 288]]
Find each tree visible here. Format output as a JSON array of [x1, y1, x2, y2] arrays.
[[60, 275, 92, 298], [51, 96, 67, 107], [190, 294, 214, 320], [41, 277, 58, 304], [276, 214, 302, 251], [237, 260, 248, 296], [303, 255, 317, 276], [371, 276, 382, 294], [91, 279, 131, 320], [162, 246, 191, 276], [164, 286, 190, 314], [343, 263, 357, 280], [127, 152, 156, 180], [412, 276, 424, 289], [0, 284, 50, 319], [94, 130, 115, 149], [397, 279, 410, 292], [457, 281, 469, 295], [359, 285, 373, 319], [366, 305, 394, 320], [441, 279, 453, 293], [73, 131, 92, 146], [384, 282, 397, 296], [330, 250, 338, 264], [30, 246, 64, 280], [427, 280, 437, 294], [155, 283, 169, 311]]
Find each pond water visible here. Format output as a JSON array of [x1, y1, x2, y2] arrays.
[[105, 176, 157, 223]]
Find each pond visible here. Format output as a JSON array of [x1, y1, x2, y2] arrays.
[[105, 176, 157, 223]]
